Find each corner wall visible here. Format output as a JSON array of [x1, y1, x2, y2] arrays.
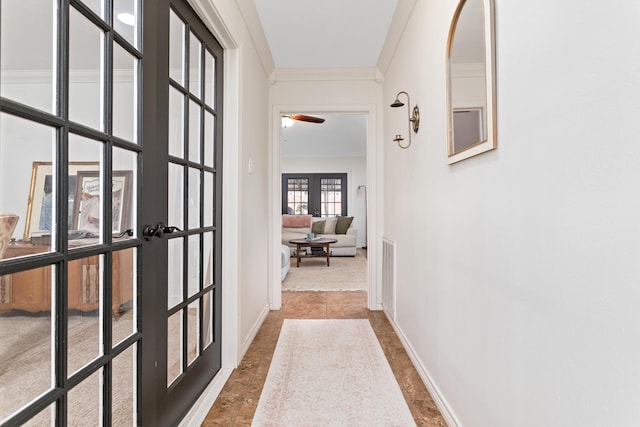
[[382, 1, 640, 426]]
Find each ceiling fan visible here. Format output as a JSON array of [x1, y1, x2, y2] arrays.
[[281, 114, 325, 127]]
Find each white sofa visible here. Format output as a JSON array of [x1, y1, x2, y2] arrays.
[[281, 215, 357, 257], [281, 244, 290, 281]]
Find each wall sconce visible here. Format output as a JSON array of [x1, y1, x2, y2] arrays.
[[390, 91, 420, 149]]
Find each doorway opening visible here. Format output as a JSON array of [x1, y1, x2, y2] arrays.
[[277, 113, 369, 294]]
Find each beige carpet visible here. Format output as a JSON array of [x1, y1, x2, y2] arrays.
[[282, 249, 367, 291], [252, 319, 416, 426], [0, 311, 136, 425]]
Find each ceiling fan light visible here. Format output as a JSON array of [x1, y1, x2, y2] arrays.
[[281, 117, 294, 128]]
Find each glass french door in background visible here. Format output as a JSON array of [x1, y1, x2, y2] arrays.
[[0, 0, 223, 425], [282, 173, 348, 217]]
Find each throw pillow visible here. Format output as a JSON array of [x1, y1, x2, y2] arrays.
[[323, 217, 338, 234], [311, 220, 326, 235], [334, 216, 353, 234], [282, 214, 312, 228]]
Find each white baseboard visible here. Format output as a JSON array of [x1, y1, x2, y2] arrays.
[[179, 366, 233, 426], [383, 313, 462, 427], [240, 303, 270, 361]]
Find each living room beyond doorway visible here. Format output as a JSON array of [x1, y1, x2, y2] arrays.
[[279, 113, 368, 292]]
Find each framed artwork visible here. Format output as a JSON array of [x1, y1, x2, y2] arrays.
[[72, 170, 133, 235], [24, 161, 100, 240]]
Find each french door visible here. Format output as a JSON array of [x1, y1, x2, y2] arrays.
[[140, 1, 223, 425], [0, 0, 223, 425], [282, 173, 348, 217]]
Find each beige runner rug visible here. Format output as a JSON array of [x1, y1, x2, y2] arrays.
[[252, 319, 416, 426]]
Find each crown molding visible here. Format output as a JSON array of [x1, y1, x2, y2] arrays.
[[1, 69, 136, 84], [269, 67, 384, 85], [189, 0, 239, 49], [377, 0, 418, 76], [234, 0, 275, 77]]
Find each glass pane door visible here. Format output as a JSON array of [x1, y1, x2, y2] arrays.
[[0, 0, 141, 425], [147, 1, 223, 424], [165, 0, 221, 389], [2, 1, 221, 425]]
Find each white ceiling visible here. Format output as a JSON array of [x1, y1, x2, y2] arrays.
[[281, 114, 367, 158], [253, 0, 399, 69], [252, 1, 395, 156]]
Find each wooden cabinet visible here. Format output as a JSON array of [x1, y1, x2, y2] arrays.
[[0, 243, 133, 315]]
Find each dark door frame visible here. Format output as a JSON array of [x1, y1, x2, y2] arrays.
[[140, 0, 224, 425]]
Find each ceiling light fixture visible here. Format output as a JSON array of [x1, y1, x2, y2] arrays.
[[281, 117, 295, 128], [116, 12, 136, 26], [390, 91, 420, 149]]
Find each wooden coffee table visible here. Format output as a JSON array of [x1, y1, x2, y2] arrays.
[[288, 238, 338, 267]]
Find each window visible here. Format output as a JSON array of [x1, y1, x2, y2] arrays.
[[282, 173, 348, 217], [285, 177, 309, 214]]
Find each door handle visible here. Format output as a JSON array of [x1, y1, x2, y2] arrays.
[[142, 223, 182, 240]]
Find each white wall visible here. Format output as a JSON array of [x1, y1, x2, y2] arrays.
[[382, 1, 640, 426], [236, 39, 271, 351], [282, 156, 367, 247]]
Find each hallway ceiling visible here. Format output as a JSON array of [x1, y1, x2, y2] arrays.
[[253, 0, 399, 68]]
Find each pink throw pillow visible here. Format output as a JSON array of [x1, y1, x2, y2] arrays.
[[282, 214, 311, 228]]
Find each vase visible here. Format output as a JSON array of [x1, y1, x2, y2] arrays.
[[0, 213, 19, 259]]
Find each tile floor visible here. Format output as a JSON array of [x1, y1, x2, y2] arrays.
[[201, 291, 447, 426]]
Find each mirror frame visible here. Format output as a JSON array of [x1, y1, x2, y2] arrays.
[[446, 0, 497, 164]]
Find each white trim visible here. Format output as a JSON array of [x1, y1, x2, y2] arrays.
[[269, 103, 382, 311], [268, 104, 282, 310], [234, 0, 276, 77], [188, 0, 239, 49], [384, 312, 462, 427], [220, 45, 241, 367], [269, 67, 383, 84], [0, 69, 132, 84], [239, 303, 270, 360], [377, 0, 418, 75], [178, 367, 233, 427]]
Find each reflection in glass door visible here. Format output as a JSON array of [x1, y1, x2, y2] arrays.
[[1, 0, 141, 425]]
